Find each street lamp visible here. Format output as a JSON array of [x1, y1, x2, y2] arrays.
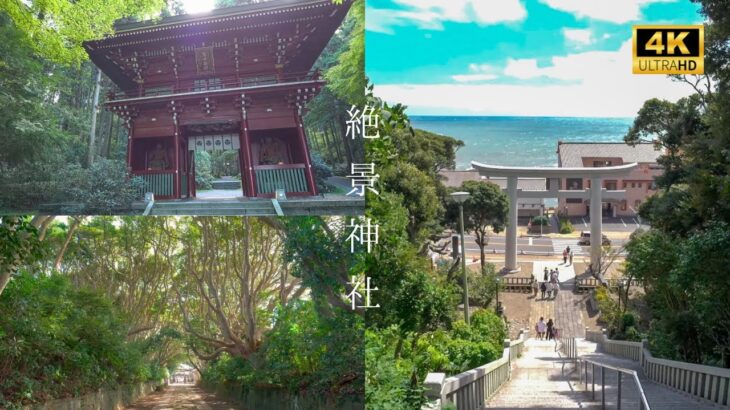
[[451, 191, 470, 324], [495, 276, 502, 315]]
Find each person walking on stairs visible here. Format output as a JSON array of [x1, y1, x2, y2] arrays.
[[562, 248, 568, 264], [539, 281, 547, 300], [543, 266, 548, 281], [569, 250, 574, 266], [532, 277, 539, 298], [536, 317, 546, 340], [547, 318, 554, 340]]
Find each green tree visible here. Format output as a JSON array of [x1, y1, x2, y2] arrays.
[[620, 0, 730, 367], [2, 0, 165, 65], [446, 181, 508, 269]]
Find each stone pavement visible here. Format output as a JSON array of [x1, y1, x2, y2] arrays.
[[125, 384, 240, 410], [529, 261, 584, 339]]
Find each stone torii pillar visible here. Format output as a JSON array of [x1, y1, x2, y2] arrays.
[[589, 177, 603, 272], [505, 176, 519, 272], [470, 162, 639, 276]]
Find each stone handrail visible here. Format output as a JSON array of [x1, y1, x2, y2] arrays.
[[588, 328, 730, 407], [423, 329, 526, 410]]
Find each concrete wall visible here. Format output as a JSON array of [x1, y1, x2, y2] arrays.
[[23, 381, 161, 410]]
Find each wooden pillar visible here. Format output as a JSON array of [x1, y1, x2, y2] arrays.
[[294, 107, 318, 196], [173, 111, 181, 199], [126, 122, 134, 169], [239, 94, 257, 197], [189, 150, 197, 198]]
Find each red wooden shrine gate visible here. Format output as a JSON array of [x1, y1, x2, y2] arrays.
[[84, 0, 352, 199]]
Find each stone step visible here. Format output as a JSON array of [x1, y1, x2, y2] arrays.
[[211, 180, 241, 189]]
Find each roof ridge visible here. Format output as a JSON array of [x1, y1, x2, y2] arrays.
[[558, 141, 653, 145]]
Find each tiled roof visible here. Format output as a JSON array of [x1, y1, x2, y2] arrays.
[[557, 142, 662, 168], [439, 171, 546, 190]]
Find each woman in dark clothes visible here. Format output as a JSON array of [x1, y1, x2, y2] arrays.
[[547, 318, 554, 340]]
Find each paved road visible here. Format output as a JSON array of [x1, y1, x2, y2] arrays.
[[126, 384, 239, 410], [455, 234, 628, 255]]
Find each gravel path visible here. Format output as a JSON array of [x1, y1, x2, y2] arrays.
[[125, 384, 240, 410]]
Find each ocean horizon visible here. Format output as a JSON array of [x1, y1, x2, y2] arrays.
[[410, 115, 635, 169]]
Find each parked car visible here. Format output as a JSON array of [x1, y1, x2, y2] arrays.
[[578, 231, 611, 246]]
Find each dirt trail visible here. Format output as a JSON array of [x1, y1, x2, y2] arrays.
[[125, 384, 240, 410]]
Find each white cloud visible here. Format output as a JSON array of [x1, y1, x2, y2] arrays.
[[563, 28, 593, 45], [375, 41, 695, 117], [367, 0, 526, 34], [452, 74, 499, 82], [451, 63, 499, 82], [504, 58, 542, 79], [539, 0, 675, 23]]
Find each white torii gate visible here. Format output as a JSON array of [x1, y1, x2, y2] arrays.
[[471, 162, 639, 272]]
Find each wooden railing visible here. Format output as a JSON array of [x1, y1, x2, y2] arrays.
[[423, 329, 526, 409], [575, 277, 642, 293], [254, 164, 308, 194], [501, 277, 534, 293], [109, 70, 321, 100], [589, 328, 730, 406], [134, 170, 174, 198]]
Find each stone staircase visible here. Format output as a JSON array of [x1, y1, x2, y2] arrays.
[[486, 338, 599, 409], [485, 338, 722, 409], [211, 178, 242, 190]]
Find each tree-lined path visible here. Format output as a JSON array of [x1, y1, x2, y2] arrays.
[[126, 385, 238, 410]]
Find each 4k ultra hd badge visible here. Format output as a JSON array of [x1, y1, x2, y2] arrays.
[[633, 25, 704, 74]]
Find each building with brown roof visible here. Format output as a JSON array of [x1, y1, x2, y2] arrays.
[[556, 141, 663, 217], [439, 170, 546, 217]]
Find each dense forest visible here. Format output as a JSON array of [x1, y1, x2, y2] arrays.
[[0, 0, 364, 213], [0, 216, 364, 409]]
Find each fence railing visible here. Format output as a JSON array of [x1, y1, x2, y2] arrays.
[[423, 329, 526, 410], [557, 336, 577, 359], [254, 164, 309, 194], [589, 328, 730, 407], [577, 357, 651, 410], [575, 277, 642, 293], [134, 171, 174, 198], [502, 277, 535, 293]]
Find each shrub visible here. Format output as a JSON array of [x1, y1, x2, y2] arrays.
[[310, 152, 335, 193], [0, 272, 158, 407], [467, 264, 500, 307], [559, 219, 574, 234], [194, 151, 214, 190], [0, 159, 142, 214], [531, 215, 549, 226], [65, 159, 144, 214]]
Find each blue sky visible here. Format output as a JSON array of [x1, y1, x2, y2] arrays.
[[366, 0, 704, 117]]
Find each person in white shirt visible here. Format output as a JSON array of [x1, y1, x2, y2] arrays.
[[536, 317, 547, 340]]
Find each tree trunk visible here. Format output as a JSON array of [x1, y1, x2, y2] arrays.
[[88, 68, 102, 166], [0, 271, 12, 296], [53, 217, 82, 271]]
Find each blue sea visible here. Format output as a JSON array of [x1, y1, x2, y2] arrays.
[[410, 116, 634, 169]]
